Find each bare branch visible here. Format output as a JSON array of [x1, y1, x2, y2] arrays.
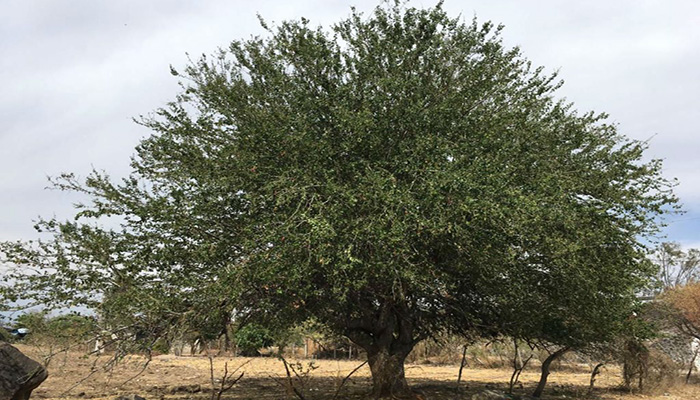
[[332, 360, 367, 400]]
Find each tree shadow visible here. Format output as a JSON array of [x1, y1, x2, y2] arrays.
[[139, 375, 603, 400]]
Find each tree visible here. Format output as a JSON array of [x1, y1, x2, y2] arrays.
[[0, 2, 677, 398], [662, 282, 700, 384], [661, 282, 700, 341], [652, 242, 700, 291]]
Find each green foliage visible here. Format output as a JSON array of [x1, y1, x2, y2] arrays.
[[152, 337, 172, 354], [234, 324, 273, 356], [15, 312, 46, 332], [0, 326, 12, 343], [0, 1, 678, 394], [15, 312, 97, 345], [10, 312, 98, 367]]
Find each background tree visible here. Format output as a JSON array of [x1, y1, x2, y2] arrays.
[[661, 283, 700, 341], [652, 242, 700, 292], [660, 282, 700, 383], [493, 251, 656, 397], [0, 2, 677, 398]]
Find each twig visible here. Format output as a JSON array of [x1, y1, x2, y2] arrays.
[[209, 354, 217, 399], [588, 363, 605, 394], [118, 351, 152, 387], [509, 353, 533, 393], [218, 365, 244, 400], [332, 360, 368, 400], [59, 362, 100, 397], [270, 374, 289, 390], [280, 355, 307, 400], [208, 355, 249, 400], [509, 338, 535, 393]]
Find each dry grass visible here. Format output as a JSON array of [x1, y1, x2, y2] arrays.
[[18, 345, 700, 400]]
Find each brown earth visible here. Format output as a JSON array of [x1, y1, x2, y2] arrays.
[[15, 345, 700, 400]]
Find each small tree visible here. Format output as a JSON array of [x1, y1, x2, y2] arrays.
[[487, 245, 661, 397]]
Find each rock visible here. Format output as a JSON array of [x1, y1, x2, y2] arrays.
[[168, 384, 201, 394], [0, 341, 48, 400], [471, 390, 512, 400], [470, 390, 535, 400], [114, 395, 147, 400]]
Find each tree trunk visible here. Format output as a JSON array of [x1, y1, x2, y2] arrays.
[[532, 347, 568, 398], [343, 300, 420, 399], [687, 346, 699, 384], [457, 344, 468, 385], [367, 347, 414, 399]]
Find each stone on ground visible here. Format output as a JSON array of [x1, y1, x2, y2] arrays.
[[0, 342, 48, 400]]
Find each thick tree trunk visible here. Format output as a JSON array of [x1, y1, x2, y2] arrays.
[[532, 347, 568, 398], [367, 347, 413, 399], [343, 300, 421, 399]]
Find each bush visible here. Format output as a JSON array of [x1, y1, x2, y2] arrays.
[[622, 339, 681, 393], [152, 337, 171, 354], [15, 312, 97, 353], [644, 349, 682, 393], [0, 326, 12, 342], [234, 324, 273, 356]]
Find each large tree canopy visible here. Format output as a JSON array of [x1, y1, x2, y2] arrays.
[[1, 2, 677, 398]]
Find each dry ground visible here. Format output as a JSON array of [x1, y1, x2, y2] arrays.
[[16, 345, 700, 400]]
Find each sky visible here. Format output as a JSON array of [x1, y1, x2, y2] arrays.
[[1, 0, 699, 249]]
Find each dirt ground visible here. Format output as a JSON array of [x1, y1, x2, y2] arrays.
[[17, 345, 700, 400]]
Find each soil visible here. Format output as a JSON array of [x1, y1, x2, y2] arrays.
[[16, 345, 700, 400]]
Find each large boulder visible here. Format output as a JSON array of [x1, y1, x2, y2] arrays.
[[0, 342, 48, 400]]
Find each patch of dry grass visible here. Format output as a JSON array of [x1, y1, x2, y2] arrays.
[[16, 345, 700, 400]]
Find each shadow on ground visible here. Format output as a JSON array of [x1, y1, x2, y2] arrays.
[[69, 376, 616, 400]]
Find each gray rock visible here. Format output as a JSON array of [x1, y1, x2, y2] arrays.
[[471, 390, 512, 400], [0, 342, 48, 400], [114, 395, 147, 400], [471, 390, 535, 400]]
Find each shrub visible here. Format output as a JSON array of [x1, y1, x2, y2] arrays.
[[234, 324, 273, 356]]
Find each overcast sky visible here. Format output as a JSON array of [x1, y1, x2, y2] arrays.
[[1, 0, 699, 249]]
